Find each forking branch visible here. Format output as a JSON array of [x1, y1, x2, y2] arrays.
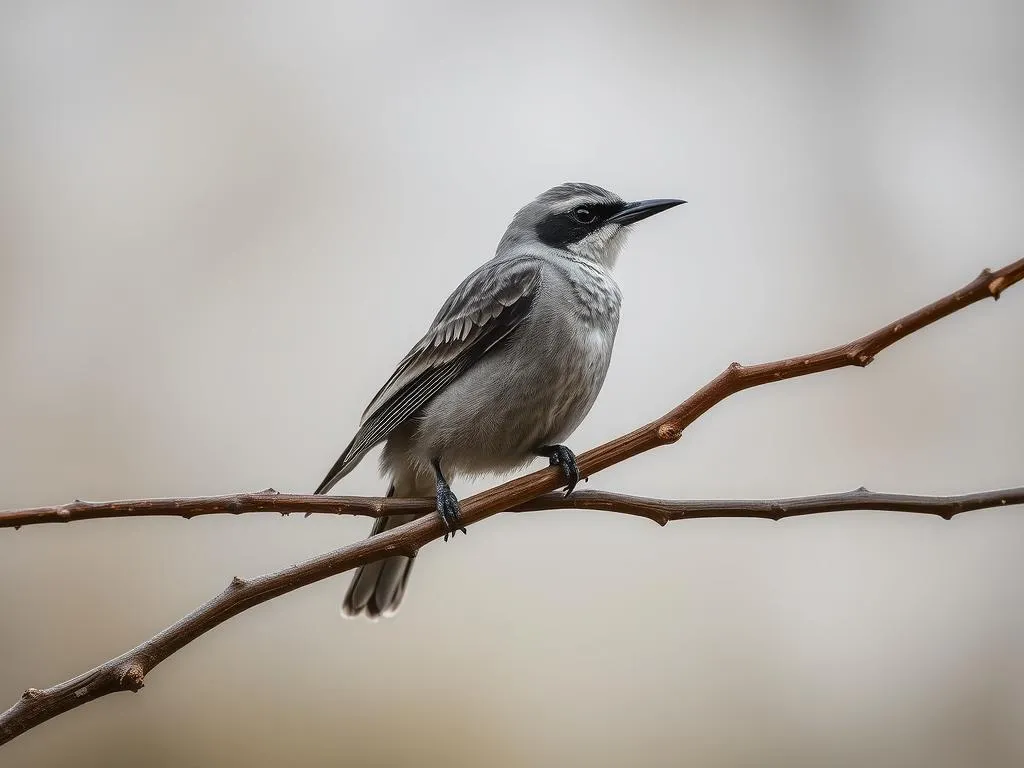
[[1, 257, 1022, 746]]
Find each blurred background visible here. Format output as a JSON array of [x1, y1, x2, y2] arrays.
[[2, 1, 1023, 766]]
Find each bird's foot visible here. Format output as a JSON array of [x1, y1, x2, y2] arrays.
[[431, 457, 466, 541], [435, 477, 466, 542], [539, 444, 581, 496]]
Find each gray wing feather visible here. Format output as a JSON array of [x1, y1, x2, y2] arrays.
[[314, 256, 542, 494]]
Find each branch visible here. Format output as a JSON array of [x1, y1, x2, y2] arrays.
[[518, 486, 1024, 524], [4, 486, 1024, 529], [0, 490, 434, 529], [1, 257, 1021, 746]]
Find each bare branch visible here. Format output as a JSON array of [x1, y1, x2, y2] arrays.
[[0, 490, 434, 529], [518, 487, 1024, 525], [5, 486, 1024, 529], [1, 257, 1021, 746]]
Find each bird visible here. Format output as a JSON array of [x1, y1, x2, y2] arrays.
[[314, 182, 684, 618]]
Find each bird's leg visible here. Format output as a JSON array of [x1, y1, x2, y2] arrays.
[[431, 458, 466, 541], [537, 445, 581, 497]]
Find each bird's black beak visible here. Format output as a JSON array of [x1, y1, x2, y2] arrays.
[[606, 198, 686, 226]]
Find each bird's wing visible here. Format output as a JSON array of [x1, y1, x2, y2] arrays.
[[314, 256, 542, 494]]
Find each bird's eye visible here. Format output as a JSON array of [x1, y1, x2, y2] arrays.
[[572, 206, 597, 224]]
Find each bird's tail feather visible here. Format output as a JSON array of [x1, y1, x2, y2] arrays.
[[341, 473, 431, 619]]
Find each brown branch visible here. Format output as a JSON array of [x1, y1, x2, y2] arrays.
[[5, 485, 1024, 529], [0, 490, 435, 529], [518, 486, 1024, 524], [1, 257, 1021, 746]]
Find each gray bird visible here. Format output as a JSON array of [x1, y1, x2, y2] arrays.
[[315, 182, 684, 618]]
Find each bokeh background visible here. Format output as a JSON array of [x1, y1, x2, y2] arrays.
[[2, 1, 1023, 766]]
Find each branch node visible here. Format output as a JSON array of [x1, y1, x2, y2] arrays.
[[21, 689, 42, 701], [847, 350, 874, 367], [229, 576, 247, 589], [258, 488, 279, 495], [988, 275, 1007, 299], [116, 663, 146, 692], [657, 422, 682, 443]]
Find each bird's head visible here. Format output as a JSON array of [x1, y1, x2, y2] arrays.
[[498, 182, 684, 268]]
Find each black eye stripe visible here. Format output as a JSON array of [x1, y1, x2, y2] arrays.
[[534, 201, 626, 248]]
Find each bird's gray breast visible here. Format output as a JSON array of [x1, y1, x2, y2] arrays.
[[523, 258, 622, 445], [410, 258, 622, 475]]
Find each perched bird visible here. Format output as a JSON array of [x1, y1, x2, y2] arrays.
[[315, 182, 684, 618]]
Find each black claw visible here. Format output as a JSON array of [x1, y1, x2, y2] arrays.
[[437, 484, 465, 541], [539, 445, 580, 496], [432, 458, 466, 541]]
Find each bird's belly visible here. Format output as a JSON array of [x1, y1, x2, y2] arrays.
[[412, 319, 615, 476]]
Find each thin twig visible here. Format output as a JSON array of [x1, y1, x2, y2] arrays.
[[516, 487, 1024, 524], [0, 491, 431, 529], [4, 486, 1024, 529], [1, 257, 1021, 746]]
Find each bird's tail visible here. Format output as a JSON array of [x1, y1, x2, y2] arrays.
[[341, 471, 432, 619]]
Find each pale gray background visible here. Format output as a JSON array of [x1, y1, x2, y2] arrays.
[[2, 1, 1023, 766]]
